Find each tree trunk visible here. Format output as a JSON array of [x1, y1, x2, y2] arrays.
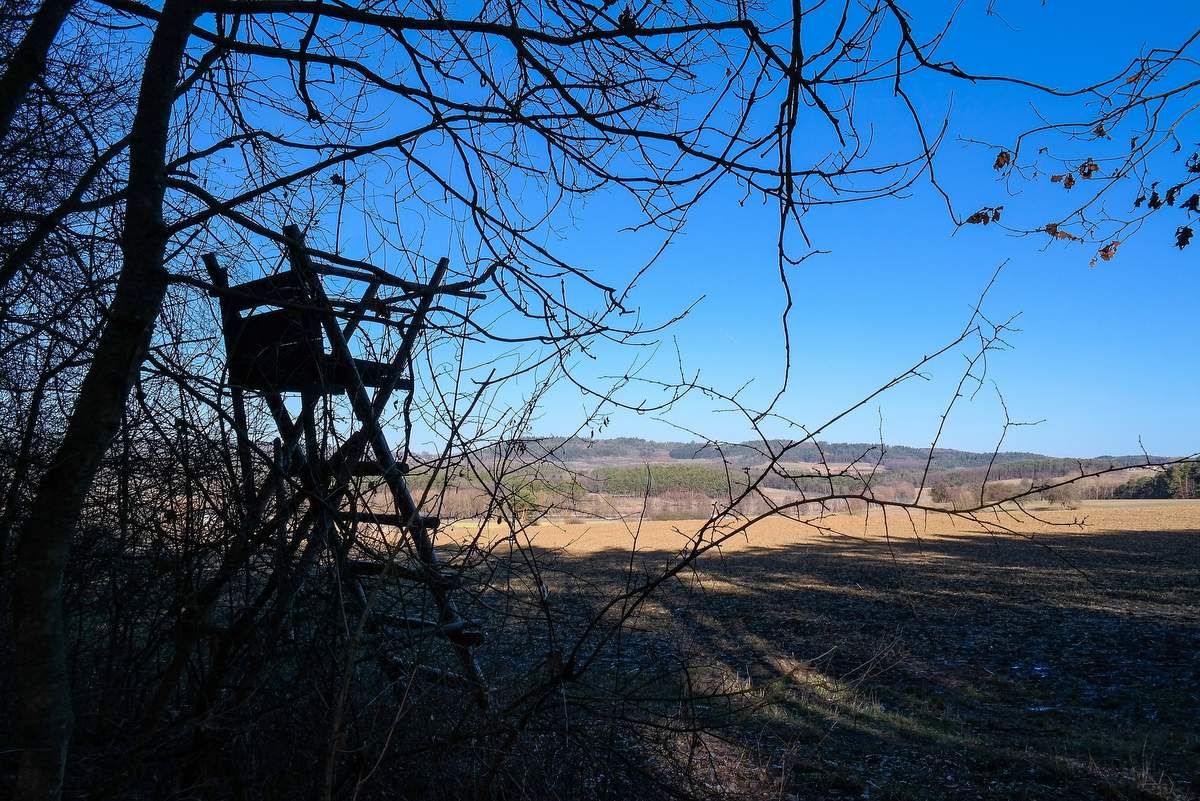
[[11, 1, 198, 797], [0, 0, 78, 143]]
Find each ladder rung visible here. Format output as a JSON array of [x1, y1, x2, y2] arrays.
[[338, 512, 406, 528], [378, 614, 486, 646], [347, 560, 460, 588], [336, 513, 439, 530], [347, 460, 408, 477]]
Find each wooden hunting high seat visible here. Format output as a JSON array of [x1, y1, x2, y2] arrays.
[[217, 268, 402, 394], [201, 230, 490, 707]]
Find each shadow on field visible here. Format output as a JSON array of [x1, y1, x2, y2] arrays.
[[537, 528, 1200, 800]]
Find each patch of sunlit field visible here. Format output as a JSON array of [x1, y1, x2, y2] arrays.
[[454, 499, 1200, 556]]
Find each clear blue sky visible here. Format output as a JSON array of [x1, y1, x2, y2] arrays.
[[487, 0, 1199, 457], [254, 0, 1195, 457]]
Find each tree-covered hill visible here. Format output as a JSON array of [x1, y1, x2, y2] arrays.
[[510, 436, 1163, 474]]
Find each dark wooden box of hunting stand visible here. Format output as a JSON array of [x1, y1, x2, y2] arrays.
[[219, 269, 392, 393]]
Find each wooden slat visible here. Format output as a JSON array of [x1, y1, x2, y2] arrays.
[[347, 460, 410, 477], [377, 614, 486, 646], [336, 512, 438, 530], [347, 560, 459, 588], [224, 271, 308, 311], [348, 461, 383, 477]]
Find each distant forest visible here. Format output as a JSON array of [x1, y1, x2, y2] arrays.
[[480, 437, 1179, 504], [1113, 463, 1200, 499], [515, 436, 1159, 471], [521, 435, 1160, 469]]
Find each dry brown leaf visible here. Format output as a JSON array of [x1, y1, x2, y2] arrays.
[[1078, 159, 1101, 179], [964, 206, 1003, 226], [993, 150, 1011, 171], [1097, 241, 1120, 261], [1044, 223, 1081, 242], [1177, 225, 1194, 249]]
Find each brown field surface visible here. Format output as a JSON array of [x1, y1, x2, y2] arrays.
[[501, 499, 1200, 554], [462, 501, 1200, 800]]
